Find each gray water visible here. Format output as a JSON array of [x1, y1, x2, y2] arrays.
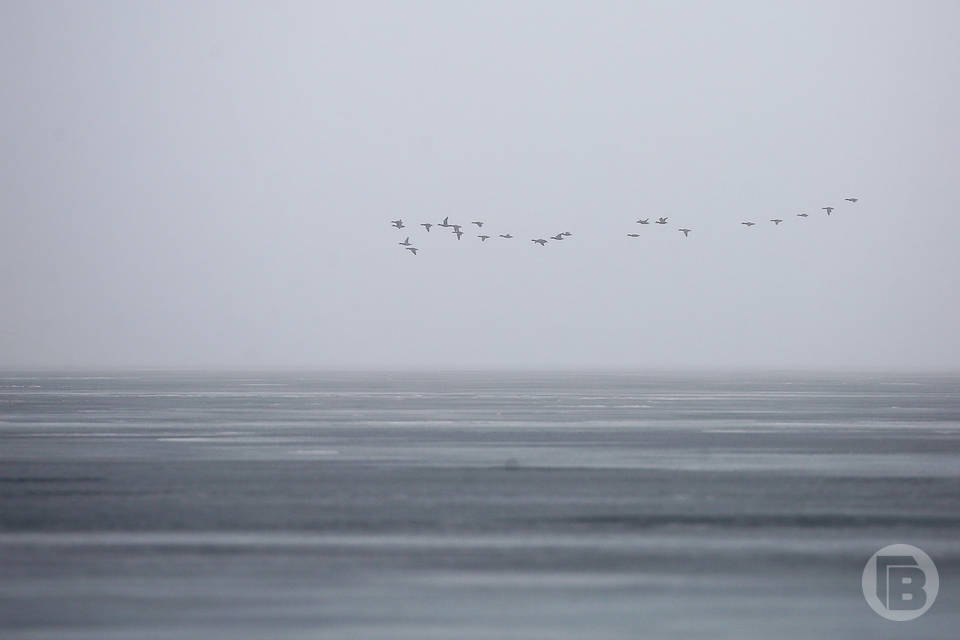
[[1, 371, 958, 638]]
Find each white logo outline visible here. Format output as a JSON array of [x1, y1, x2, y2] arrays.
[[862, 543, 939, 621]]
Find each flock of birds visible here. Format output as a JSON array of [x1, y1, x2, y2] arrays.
[[390, 198, 859, 255], [389, 216, 572, 255]]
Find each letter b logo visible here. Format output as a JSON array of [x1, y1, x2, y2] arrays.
[[863, 544, 938, 620]]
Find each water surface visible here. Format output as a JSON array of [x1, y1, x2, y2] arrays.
[[1, 372, 958, 638]]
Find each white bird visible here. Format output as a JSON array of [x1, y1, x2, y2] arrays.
[[637, 218, 650, 224], [405, 247, 418, 255], [398, 236, 412, 246], [472, 221, 484, 228], [742, 221, 756, 227], [499, 234, 513, 239], [478, 235, 490, 242], [421, 223, 432, 232], [845, 197, 858, 203], [679, 228, 691, 237], [770, 219, 783, 225], [822, 207, 834, 215], [391, 219, 404, 229], [655, 217, 668, 224], [532, 239, 548, 246]]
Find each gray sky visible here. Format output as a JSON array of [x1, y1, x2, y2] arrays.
[[2, 0, 958, 370]]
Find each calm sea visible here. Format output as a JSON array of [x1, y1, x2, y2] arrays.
[[1, 371, 958, 638]]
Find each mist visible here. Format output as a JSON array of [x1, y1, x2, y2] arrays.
[[2, 0, 958, 370]]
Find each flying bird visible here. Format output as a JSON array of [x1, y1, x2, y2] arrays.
[[679, 228, 691, 237], [550, 234, 565, 240], [438, 217, 451, 228], [532, 239, 548, 246], [453, 229, 464, 240], [742, 221, 756, 227], [405, 247, 418, 255], [452, 224, 462, 233], [637, 218, 650, 225], [499, 234, 513, 239], [478, 235, 490, 242], [472, 221, 484, 228], [398, 236, 412, 246], [822, 207, 834, 215], [655, 217, 668, 224], [796, 213, 809, 218], [845, 197, 858, 203], [391, 219, 404, 229], [627, 233, 640, 238], [421, 223, 432, 232], [770, 219, 783, 225], [561, 232, 572, 237]]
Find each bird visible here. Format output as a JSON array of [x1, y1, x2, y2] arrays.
[[822, 207, 834, 215], [499, 234, 513, 239], [532, 239, 548, 246], [453, 229, 464, 240], [627, 233, 640, 238], [421, 223, 432, 232], [845, 197, 858, 203], [472, 221, 484, 228], [742, 221, 756, 227], [478, 235, 490, 242], [561, 232, 572, 237], [796, 213, 809, 218], [679, 228, 691, 237], [398, 236, 412, 246], [452, 224, 462, 233], [405, 247, 418, 255], [770, 219, 783, 225], [438, 216, 451, 228], [391, 219, 404, 229], [637, 218, 650, 225], [655, 217, 668, 224], [550, 234, 565, 240]]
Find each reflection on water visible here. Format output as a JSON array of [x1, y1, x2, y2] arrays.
[[1, 372, 958, 638]]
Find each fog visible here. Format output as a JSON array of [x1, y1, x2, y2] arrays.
[[2, 1, 958, 369]]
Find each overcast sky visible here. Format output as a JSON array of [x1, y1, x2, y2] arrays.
[[2, 1, 958, 370]]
